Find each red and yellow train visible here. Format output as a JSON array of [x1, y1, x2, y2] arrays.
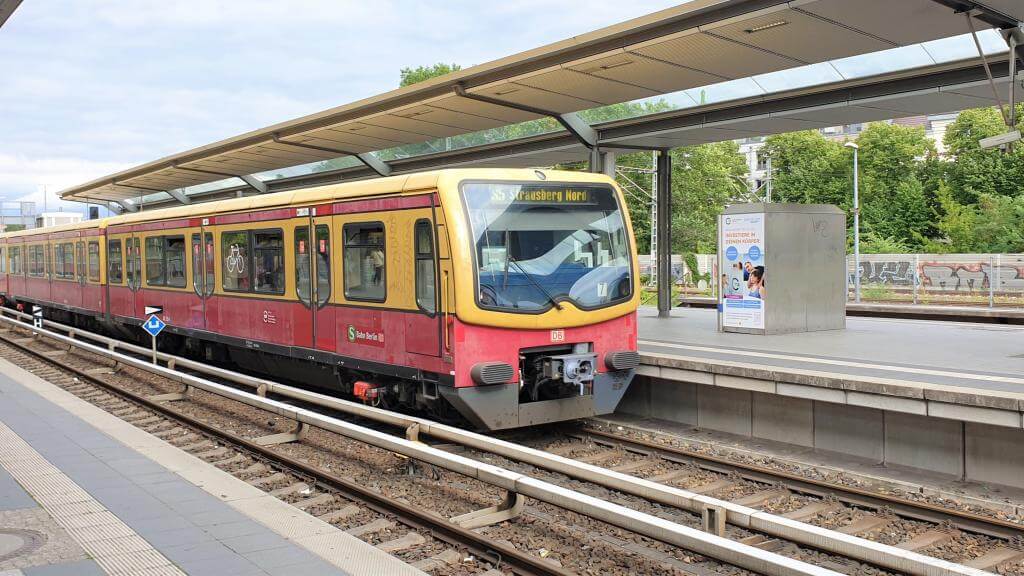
[[0, 169, 640, 429]]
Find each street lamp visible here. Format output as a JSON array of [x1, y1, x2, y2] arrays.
[[844, 141, 861, 303]]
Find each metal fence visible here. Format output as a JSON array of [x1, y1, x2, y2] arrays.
[[641, 253, 1024, 308]]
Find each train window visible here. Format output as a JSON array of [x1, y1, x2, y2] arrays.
[[295, 227, 311, 303], [343, 222, 385, 302], [88, 242, 100, 282], [108, 240, 123, 284], [0, 248, 4, 273], [295, 226, 330, 305], [10, 246, 21, 275], [32, 245, 47, 277], [191, 234, 202, 295], [61, 242, 74, 279], [27, 246, 37, 277], [76, 242, 85, 280], [145, 237, 165, 286], [165, 236, 186, 288], [253, 230, 284, 294], [204, 232, 215, 297], [414, 220, 436, 314], [45, 244, 52, 278], [315, 225, 330, 306], [131, 238, 142, 288], [221, 231, 251, 292]]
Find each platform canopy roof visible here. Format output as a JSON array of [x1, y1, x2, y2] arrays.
[[0, 0, 22, 29], [58, 0, 1024, 209]]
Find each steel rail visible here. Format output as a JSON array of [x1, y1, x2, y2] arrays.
[[577, 426, 1024, 541], [0, 311, 844, 576], [4, 309, 998, 576]]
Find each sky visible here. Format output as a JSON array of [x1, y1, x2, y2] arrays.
[[0, 1, 1010, 215], [0, 0, 684, 212]]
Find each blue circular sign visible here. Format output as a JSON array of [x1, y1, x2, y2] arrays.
[[747, 245, 761, 261], [725, 246, 738, 261]]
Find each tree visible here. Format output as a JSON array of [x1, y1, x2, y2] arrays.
[[762, 131, 848, 207], [670, 141, 748, 254], [855, 122, 933, 247], [943, 106, 1024, 204], [399, 63, 462, 87]]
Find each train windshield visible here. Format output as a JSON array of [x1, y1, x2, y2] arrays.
[[462, 181, 633, 313]]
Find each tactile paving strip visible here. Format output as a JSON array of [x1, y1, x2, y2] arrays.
[[0, 422, 185, 576]]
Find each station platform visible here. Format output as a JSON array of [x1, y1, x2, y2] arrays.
[[676, 295, 1024, 324], [0, 358, 424, 575], [627, 307, 1024, 489], [638, 307, 1024, 394]]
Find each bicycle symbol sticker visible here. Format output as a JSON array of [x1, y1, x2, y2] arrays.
[[226, 244, 246, 274]]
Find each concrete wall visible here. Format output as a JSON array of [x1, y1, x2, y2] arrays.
[[619, 376, 1024, 489]]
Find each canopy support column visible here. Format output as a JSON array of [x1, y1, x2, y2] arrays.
[[655, 149, 672, 319]]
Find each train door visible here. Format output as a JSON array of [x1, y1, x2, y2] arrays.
[[405, 217, 441, 356], [125, 234, 142, 319], [190, 228, 214, 328], [295, 212, 333, 351], [73, 239, 86, 309]]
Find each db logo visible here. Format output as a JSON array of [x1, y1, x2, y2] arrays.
[[550, 329, 565, 342]]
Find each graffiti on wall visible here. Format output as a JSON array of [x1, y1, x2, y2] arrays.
[[640, 253, 1024, 294], [850, 257, 1024, 293]]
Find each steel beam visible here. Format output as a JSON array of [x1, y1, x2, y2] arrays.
[[115, 200, 139, 213], [655, 150, 673, 318], [453, 85, 598, 149], [355, 152, 392, 177], [271, 135, 391, 177], [238, 175, 268, 194], [166, 189, 192, 205]]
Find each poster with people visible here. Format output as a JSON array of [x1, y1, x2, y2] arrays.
[[720, 213, 765, 329]]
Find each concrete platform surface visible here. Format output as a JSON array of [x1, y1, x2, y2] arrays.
[[639, 307, 1024, 394], [0, 357, 425, 576]]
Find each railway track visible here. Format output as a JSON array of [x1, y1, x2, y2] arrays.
[[0, 313, 1015, 575], [0, 332, 568, 576], [504, 426, 1024, 573], [0, 319, 789, 576]]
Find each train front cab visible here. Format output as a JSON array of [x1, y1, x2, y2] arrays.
[[435, 171, 641, 430]]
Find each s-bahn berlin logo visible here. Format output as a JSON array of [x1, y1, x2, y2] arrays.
[[347, 324, 385, 346]]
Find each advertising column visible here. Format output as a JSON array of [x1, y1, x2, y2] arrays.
[[720, 213, 765, 329]]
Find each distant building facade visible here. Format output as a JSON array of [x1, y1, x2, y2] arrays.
[[35, 211, 83, 229]]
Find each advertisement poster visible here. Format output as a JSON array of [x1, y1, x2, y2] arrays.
[[720, 213, 765, 329]]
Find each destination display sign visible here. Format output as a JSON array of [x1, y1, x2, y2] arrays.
[[488, 186, 595, 205]]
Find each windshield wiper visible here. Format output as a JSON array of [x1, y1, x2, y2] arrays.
[[508, 257, 563, 311]]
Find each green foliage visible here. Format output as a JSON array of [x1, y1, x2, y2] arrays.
[[763, 131, 849, 207], [859, 231, 912, 254], [683, 252, 710, 286], [399, 63, 462, 87], [671, 141, 748, 254]]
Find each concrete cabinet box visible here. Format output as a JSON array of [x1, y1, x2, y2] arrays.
[[718, 203, 846, 335]]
